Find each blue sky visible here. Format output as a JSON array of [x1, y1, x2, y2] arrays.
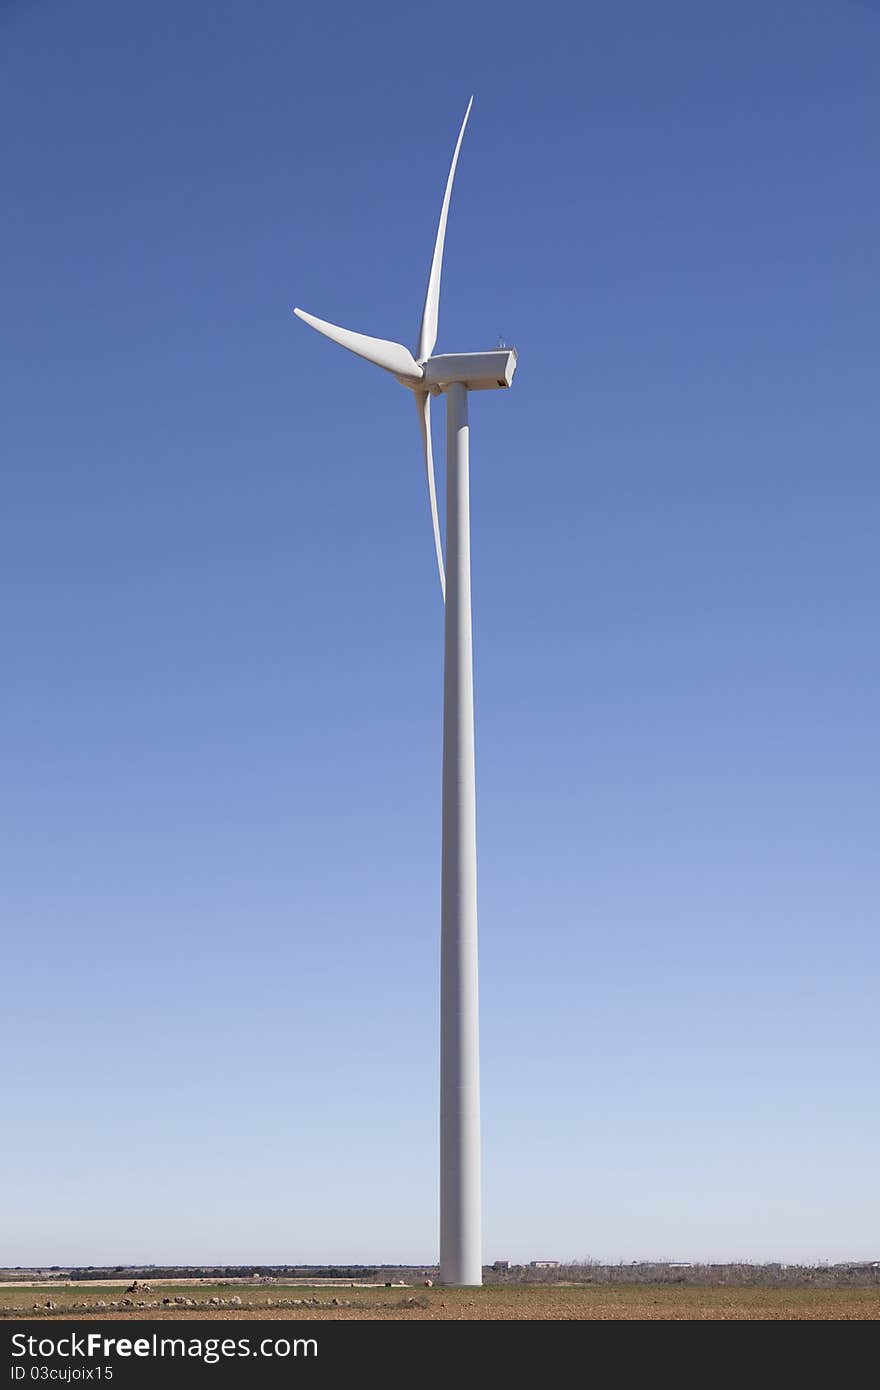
[[2, 0, 878, 1266]]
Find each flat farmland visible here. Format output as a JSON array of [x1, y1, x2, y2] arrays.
[[2, 1282, 878, 1320]]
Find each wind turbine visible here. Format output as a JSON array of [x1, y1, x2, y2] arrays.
[[294, 98, 516, 1288]]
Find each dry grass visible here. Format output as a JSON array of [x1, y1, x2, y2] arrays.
[[3, 1282, 878, 1321]]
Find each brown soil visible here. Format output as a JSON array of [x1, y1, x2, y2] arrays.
[[8, 1284, 878, 1321]]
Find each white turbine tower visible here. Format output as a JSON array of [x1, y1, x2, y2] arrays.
[[294, 98, 516, 1288]]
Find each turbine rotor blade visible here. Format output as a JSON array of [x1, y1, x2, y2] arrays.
[[416, 97, 473, 364], [417, 391, 445, 600], [294, 308, 423, 382]]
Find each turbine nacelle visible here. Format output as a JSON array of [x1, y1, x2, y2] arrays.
[[418, 349, 517, 394]]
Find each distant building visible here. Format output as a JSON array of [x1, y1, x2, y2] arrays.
[[492, 1260, 509, 1273], [530, 1260, 559, 1270]]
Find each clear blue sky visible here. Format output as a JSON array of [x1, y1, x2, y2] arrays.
[[2, 0, 878, 1267]]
